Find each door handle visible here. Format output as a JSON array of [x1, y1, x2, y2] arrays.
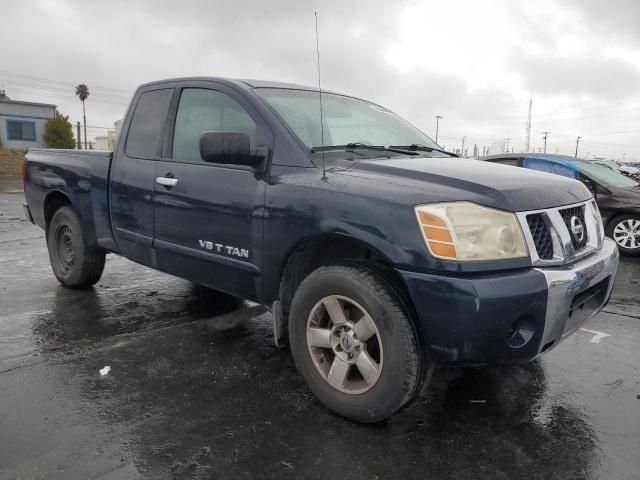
[[156, 176, 179, 187]]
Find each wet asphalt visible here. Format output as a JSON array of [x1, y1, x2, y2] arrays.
[[0, 179, 638, 480]]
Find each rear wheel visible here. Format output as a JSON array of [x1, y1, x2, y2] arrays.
[[606, 215, 640, 256], [289, 264, 422, 423], [47, 206, 106, 288]]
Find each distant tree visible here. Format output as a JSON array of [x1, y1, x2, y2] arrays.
[[43, 111, 76, 148], [75, 83, 89, 149]]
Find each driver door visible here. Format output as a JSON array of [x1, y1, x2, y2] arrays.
[[153, 84, 272, 300]]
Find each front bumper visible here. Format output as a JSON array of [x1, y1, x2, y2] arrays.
[[399, 238, 619, 365]]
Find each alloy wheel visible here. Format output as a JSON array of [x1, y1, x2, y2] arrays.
[[306, 295, 383, 394], [613, 219, 640, 250]]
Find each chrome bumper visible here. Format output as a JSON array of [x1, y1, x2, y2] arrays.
[[535, 237, 619, 353]]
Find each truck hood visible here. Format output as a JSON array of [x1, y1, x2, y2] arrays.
[[335, 157, 592, 212]]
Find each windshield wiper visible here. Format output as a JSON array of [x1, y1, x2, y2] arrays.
[[311, 143, 419, 156], [389, 144, 459, 157]]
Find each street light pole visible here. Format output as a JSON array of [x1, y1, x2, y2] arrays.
[[435, 115, 442, 144], [542, 131, 550, 153], [575, 136, 581, 158]]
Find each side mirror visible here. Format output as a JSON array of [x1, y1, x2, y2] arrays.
[[199, 132, 263, 166]]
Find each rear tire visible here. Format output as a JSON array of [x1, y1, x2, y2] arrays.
[[289, 264, 422, 423], [47, 206, 106, 288], [606, 214, 640, 256]]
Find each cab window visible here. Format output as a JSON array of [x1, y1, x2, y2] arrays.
[[172, 88, 257, 163], [126, 89, 173, 158]]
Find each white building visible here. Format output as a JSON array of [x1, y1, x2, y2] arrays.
[[0, 90, 56, 149], [114, 119, 123, 141], [92, 129, 117, 150], [92, 120, 120, 151]]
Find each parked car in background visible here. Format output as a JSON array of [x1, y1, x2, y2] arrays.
[[591, 159, 640, 180], [484, 154, 640, 256]]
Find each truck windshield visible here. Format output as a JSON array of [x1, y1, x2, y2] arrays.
[[255, 88, 439, 151], [573, 160, 639, 188]]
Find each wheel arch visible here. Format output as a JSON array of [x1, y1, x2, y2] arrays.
[[605, 210, 640, 231], [43, 190, 73, 231], [43, 190, 99, 248], [273, 232, 426, 353]]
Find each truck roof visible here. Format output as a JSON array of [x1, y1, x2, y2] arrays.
[[138, 76, 327, 93]]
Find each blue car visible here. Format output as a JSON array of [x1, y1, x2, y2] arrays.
[[485, 154, 640, 256]]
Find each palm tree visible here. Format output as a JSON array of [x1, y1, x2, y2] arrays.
[[75, 84, 89, 149]]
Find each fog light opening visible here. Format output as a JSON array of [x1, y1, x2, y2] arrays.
[[507, 315, 536, 349], [507, 319, 520, 340]]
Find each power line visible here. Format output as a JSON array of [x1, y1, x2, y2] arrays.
[[0, 70, 132, 94], [0, 86, 130, 106], [1, 81, 131, 101]]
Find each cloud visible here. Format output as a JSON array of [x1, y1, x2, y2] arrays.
[[1, 0, 639, 159], [512, 55, 640, 99], [564, 0, 640, 44]]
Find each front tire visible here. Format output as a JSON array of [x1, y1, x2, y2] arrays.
[[606, 214, 640, 256], [289, 264, 422, 423], [47, 206, 106, 288]]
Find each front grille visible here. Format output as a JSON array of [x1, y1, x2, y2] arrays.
[[560, 205, 588, 251], [527, 214, 554, 259], [518, 201, 599, 266]]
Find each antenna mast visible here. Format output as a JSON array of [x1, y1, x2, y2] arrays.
[[525, 94, 532, 152], [314, 12, 327, 180]]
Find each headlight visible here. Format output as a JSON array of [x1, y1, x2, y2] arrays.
[[414, 202, 528, 261]]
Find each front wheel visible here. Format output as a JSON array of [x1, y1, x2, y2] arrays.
[[289, 265, 423, 423], [606, 215, 640, 256], [47, 206, 106, 288]]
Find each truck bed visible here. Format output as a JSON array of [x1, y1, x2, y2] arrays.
[[24, 149, 116, 251]]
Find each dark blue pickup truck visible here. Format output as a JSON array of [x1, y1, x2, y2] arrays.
[[23, 77, 619, 422]]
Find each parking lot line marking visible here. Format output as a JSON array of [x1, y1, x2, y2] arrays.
[[579, 328, 610, 343]]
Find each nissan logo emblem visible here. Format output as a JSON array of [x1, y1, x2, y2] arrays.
[[570, 216, 585, 243]]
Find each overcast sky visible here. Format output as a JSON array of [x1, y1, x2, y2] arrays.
[[2, 0, 640, 160]]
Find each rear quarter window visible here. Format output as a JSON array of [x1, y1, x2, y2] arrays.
[[125, 89, 173, 158]]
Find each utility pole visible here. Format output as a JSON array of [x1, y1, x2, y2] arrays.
[[575, 136, 581, 158], [542, 131, 550, 153], [76, 122, 81, 149], [461, 136, 466, 157], [435, 115, 442, 144], [83, 103, 87, 150], [525, 94, 532, 152], [505, 138, 510, 153]]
